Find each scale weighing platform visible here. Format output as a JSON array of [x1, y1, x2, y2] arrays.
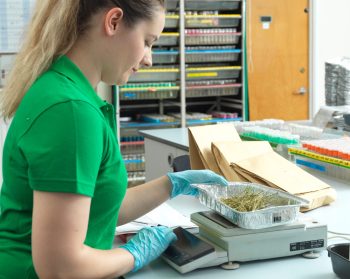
[[162, 211, 327, 274]]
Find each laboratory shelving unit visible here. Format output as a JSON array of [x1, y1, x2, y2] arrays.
[[117, 0, 246, 187]]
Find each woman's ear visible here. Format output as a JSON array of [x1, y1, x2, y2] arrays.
[[104, 7, 124, 36]]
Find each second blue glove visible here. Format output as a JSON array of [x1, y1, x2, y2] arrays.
[[120, 226, 177, 272]]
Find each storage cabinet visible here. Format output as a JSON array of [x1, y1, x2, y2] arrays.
[[118, 0, 246, 186], [144, 138, 188, 181]]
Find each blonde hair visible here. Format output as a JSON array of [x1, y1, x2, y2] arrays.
[[1, 0, 165, 119], [1, 1, 80, 118]]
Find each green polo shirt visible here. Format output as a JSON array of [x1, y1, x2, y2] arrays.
[[0, 56, 128, 278]]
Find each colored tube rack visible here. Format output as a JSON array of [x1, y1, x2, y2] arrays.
[[166, 0, 241, 11], [211, 111, 239, 119], [120, 83, 179, 100], [185, 48, 241, 63], [155, 32, 179, 46], [166, 13, 242, 29], [301, 138, 350, 160], [123, 154, 145, 172], [186, 83, 241, 98], [120, 136, 144, 142], [186, 66, 241, 81], [152, 50, 179, 64], [289, 147, 350, 181], [120, 122, 179, 129], [165, 14, 179, 28], [120, 140, 145, 155], [185, 29, 241, 45], [185, 14, 241, 28], [168, 112, 212, 120], [152, 48, 241, 64], [233, 119, 285, 133], [140, 114, 177, 123], [241, 126, 300, 145], [287, 123, 323, 139], [128, 68, 180, 82]]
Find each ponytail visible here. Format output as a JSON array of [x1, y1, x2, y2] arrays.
[[1, 1, 80, 118]]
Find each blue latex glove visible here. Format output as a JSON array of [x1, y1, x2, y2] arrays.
[[167, 169, 228, 198], [120, 226, 177, 272]]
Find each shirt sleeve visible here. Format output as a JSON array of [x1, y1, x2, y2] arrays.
[[18, 100, 106, 197]]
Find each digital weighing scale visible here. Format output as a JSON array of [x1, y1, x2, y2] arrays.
[[162, 211, 327, 274]]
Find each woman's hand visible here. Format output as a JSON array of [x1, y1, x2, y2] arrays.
[[167, 169, 228, 198], [120, 226, 177, 272]]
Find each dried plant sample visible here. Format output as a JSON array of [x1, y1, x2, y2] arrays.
[[220, 187, 292, 212]]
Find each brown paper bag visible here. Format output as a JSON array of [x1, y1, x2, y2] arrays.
[[212, 141, 274, 183], [234, 167, 271, 185], [212, 140, 336, 211], [188, 124, 241, 174]]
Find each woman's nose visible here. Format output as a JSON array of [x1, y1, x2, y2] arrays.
[[141, 50, 152, 68]]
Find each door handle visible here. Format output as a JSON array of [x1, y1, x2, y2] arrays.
[[168, 153, 174, 167], [293, 87, 307, 95]]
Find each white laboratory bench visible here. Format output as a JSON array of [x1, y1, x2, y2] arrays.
[[127, 128, 350, 279]]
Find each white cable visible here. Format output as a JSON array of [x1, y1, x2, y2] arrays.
[[328, 230, 350, 236], [328, 235, 350, 241], [328, 230, 350, 241]]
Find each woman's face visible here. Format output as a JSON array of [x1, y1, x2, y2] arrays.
[[102, 9, 165, 85]]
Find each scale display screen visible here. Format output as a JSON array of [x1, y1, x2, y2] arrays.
[[163, 227, 215, 266]]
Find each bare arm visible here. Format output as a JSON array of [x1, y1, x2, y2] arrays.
[[118, 175, 172, 225], [118, 170, 228, 225], [32, 191, 134, 279]]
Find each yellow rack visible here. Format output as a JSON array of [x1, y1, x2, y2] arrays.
[[185, 14, 241, 19], [187, 66, 242, 71], [288, 148, 350, 169], [120, 86, 180, 92]]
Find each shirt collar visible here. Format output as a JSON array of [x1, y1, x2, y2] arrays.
[[50, 55, 107, 108]]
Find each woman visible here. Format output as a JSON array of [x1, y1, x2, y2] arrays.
[[0, 1, 228, 278]]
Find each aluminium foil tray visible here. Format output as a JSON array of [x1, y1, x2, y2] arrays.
[[193, 182, 309, 229]]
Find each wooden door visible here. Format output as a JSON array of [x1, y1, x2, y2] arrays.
[[247, 0, 309, 120]]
